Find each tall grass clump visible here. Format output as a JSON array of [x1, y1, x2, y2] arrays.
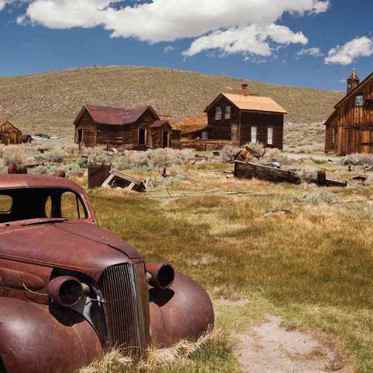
[[113, 149, 196, 171], [78, 331, 238, 373]]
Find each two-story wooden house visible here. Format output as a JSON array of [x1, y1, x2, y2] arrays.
[[325, 71, 373, 155], [202, 84, 287, 149]]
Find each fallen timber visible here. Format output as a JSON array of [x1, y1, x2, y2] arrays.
[[315, 170, 347, 187], [234, 161, 347, 187], [234, 161, 302, 185]]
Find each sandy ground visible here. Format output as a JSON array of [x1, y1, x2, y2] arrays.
[[235, 316, 352, 373]]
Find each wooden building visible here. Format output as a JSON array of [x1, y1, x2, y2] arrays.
[[74, 104, 178, 149], [325, 71, 373, 155], [201, 84, 287, 149], [0, 119, 23, 145]]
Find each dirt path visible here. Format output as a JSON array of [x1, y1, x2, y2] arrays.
[[234, 316, 351, 373]]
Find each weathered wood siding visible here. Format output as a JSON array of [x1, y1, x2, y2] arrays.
[[206, 96, 240, 140], [326, 76, 373, 155], [0, 121, 23, 145], [75, 108, 169, 148], [240, 112, 284, 149], [205, 95, 284, 149]]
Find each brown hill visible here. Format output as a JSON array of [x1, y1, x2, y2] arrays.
[[0, 65, 342, 139]]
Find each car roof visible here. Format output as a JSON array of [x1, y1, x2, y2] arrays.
[[0, 175, 85, 194]]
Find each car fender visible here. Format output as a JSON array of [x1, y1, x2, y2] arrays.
[[149, 272, 214, 347], [0, 297, 102, 373]]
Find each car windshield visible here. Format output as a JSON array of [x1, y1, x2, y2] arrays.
[[0, 188, 88, 224]]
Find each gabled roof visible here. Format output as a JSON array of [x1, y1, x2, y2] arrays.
[[0, 120, 22, 134], [150, 120, 171, 129], [74, 104, 159, 126], [335, 72, 373, 108], [324, 109, 337, 126], [205, 93, 287, 114]]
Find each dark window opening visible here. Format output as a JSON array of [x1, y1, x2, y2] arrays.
[[0, 188, 88, 224], [139, 128, 146, 145], [215, 107, 222, 121]]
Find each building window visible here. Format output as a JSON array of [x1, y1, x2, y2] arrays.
[[331, 128, 336, 146], [201, 131, 209, 140], [215, 107, 222, 120], [225, 106, 231, 119], [355, 95, 364, 107], [251, 126, 257, 144], [267, 127, 274, 145]]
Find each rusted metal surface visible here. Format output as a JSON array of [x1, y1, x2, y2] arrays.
[[149, 272, 214, 347], [0, 174, 214, 373]]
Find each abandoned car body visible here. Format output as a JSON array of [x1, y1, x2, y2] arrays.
[[0, 175, 214, 373]]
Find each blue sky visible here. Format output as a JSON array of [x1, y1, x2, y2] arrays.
[[0, 0, 372, 91]]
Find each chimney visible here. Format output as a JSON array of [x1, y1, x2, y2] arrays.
[[241, 83, 249, 96], [347, 70, 360, 94]]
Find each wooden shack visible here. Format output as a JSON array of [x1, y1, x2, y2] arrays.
[[202, 84, 287, 149], [325, 71, 373, 155], [0, 120, 23, 145], [74, 104, 178, 149]]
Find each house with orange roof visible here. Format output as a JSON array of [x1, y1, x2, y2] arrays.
[[202, 83, 287, 149]]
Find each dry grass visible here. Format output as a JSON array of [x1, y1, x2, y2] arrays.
[[0, 66, 342, 139], [79, 330, 239, 373], [79, 159, 373, 373]]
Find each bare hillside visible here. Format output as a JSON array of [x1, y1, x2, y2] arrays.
[[0, 66, 342, 139]]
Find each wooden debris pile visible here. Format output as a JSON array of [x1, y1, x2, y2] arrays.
[[234, 161, 347, 187], [88, 165, 146, 192]]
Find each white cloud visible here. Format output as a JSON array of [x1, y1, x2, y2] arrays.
[[8, 0, 329, 58], [183, 24, 308, 57], [325, 36, 373, 65], [297, 47, 323, 57], [163, 46, 175, 54], [0, 0, 10, 10]]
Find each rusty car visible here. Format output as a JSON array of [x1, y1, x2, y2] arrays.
[[0, 175, 214, 373]]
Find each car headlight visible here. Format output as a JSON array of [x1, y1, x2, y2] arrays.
[[48, 276, 89, 307]]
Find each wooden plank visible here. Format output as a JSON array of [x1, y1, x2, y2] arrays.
[[234, 161, 301, 184]]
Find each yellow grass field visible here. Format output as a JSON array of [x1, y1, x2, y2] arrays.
[[76, 158, 373, 373]]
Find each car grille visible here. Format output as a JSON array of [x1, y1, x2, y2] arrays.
[[99, 263, 149, 356]]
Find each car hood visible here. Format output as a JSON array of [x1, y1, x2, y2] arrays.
[[0, 221, 142, 281]]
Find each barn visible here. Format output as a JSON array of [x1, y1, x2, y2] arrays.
[[202, 84, 287, 149], [74, 104, 178, 149], [325, 71, 373, 155], [0, 119, 23, 145]]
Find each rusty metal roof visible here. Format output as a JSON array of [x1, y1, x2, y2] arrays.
[[75, 105, 159, 126], [220, 93, 287, 114], [0, 175, 85, 194], [173, 114, 208, 134]]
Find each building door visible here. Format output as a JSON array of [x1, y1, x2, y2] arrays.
[[231, 124, 239, 143], [139, 128, 146, 145], [78, 129, 83, 144], [162, 130, 169, 148], [360, 129, 373, 153]]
